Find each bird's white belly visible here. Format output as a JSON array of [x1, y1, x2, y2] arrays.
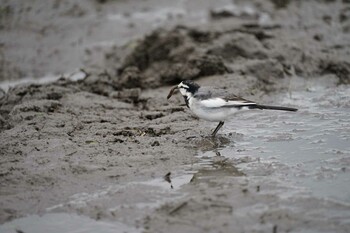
[[189, 99, 243, 122]]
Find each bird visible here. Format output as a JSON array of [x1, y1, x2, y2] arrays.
[[167, 80, 298, 137]]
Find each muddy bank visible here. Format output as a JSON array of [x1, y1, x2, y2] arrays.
[[1, 0, 350, 232]]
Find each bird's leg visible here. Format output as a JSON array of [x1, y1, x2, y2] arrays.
[[211, 121, 224, 137]]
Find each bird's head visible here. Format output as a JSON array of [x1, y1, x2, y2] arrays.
[[167, 80, 200, 99]]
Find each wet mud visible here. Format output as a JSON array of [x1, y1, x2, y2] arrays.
[[1, 0, 350, 232]]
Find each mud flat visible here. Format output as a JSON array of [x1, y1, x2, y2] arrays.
[[1, 0, 350, 232]]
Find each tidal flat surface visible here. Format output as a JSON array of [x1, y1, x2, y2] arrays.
[[1, 0, 350, 232], [2, 82, 349, 233]]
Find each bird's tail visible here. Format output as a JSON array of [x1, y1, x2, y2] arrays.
[[253, 105, 298, 112]]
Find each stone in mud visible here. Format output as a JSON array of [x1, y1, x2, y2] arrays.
[[151, 141, 160, 147], [313, 34, 324, 41]]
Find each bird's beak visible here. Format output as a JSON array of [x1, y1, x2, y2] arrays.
[[167, 85, 178, 99]]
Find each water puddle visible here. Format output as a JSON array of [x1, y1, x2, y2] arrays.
[[216, 83, 350, 203]]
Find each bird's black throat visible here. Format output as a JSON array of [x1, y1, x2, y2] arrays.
[[183, 96, 189, 108]]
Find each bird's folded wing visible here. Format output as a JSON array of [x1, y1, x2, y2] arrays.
[[200, 98, 256, 108], [195, 87, 256, 108]]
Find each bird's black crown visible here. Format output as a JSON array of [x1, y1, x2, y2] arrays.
[[181, 80, 200, 94]]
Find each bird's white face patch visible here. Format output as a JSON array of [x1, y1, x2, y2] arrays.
[[178, 82, 191, 96]]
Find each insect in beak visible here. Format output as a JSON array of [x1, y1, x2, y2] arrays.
[[167, 86, 178, 99]]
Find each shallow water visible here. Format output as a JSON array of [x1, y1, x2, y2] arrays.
[[218, 83, 350, 203]]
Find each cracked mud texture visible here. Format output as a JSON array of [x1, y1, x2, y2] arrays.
[[1, 0, 350, 232]]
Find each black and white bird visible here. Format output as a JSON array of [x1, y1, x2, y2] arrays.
[[167, 80, 298, 137]]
